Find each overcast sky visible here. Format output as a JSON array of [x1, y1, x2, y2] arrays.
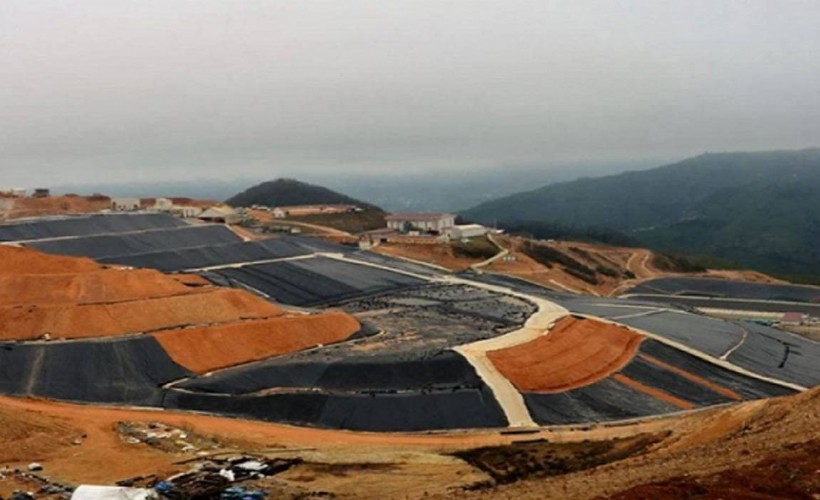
[[2, 1, 819, 187]]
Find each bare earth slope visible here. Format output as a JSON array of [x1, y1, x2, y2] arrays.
[[457, 387, 820, 499]]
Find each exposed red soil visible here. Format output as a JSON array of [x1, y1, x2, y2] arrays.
[[374, 243, 482, 271], [0, 269, 195, 305], [610, 440, 820, 500], [486, 237, 639, 296], [639, 353, 742, 401], [612, 373, 694, 410], [0, 288, 283, 340], [0, 401, 81, 464], [487, 317, 643, 393], [458, 388, 820, 500], [0, 196, 111, 220], [0, 245, 102, 274], [154, 311, 361, 373], [484, 237, 784, 298], [0, 395, 527, 487]]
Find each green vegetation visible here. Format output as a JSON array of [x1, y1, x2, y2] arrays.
[[463, 148, 820, 278], [227, 178, 382, 211], [456, 433, 666, 486], [286, 209, 386, 233], [452, 236, 499, 260], [501, 221, 639, 247], [520, 243, 599, 285], [651, 253, 707, 273]]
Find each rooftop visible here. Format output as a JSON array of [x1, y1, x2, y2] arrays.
[[385, 212, 455, 221]]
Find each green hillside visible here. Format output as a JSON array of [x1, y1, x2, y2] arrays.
[[462, 148, 820, 278], [226, 178, 381, 211]]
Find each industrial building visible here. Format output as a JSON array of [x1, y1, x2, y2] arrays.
[[446, 224, 488, 240], [272, 204, 359, 218], [385, 212, 456, 234]]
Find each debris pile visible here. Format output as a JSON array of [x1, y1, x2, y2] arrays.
[[0, 466, 74, 500], [117, 456, 301, 500], [115, 422, 222, 454]]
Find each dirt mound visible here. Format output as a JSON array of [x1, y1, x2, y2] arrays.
[[457, 390, 820, 500], [610, 440, 820, 500], [0, 244, 101, 274], [154, 311, 361, 373], [374, 241, 493, 271], [0, 288, 283, 340], [1, 196, 110, 219], [487, 317, 643, 392], [0, 403, 80, 463], [0, 268, 195, 305]]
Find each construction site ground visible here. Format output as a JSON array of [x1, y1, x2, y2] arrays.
[[0, 212, 817, 498], [0, 386, 817, 499]]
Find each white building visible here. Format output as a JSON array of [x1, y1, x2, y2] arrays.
[[446, 224, 488, 240], [152, 198, 174, 212], [0, 188, 27, 198], [111, 197, 141, 211], [385, 212, 456, 234]]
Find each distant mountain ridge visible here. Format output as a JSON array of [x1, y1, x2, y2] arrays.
[[226, 178, 382, 211], [462, 148, 820, 278]]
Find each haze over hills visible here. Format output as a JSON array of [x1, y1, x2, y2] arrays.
[[226, 178, 382, 211], [462, 148, 820, 278], [52, 160, 662, 213]]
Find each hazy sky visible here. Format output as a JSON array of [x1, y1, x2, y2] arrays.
[[3, 1, 819, 186]]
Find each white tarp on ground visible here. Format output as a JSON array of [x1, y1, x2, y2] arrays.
[[71, 486, 157, 500]]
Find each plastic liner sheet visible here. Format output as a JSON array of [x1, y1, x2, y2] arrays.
[[0, 337, 189, 406], [457, 272, 579, 302], [29, 225, 241, 259], [727, 322, 820, 387], [523, 377, 680, 425], [346, 252, 447, 277], [0, 213, 187, 242], [619, 356, 733, 406], [625, 277, 820, 303], [638, 340, 796, 399], [209, 257, 425, 306], [616, 311, 744, 358], [176, 351, 482, 394], [624, 295, 820, 316], [99, 238, 315, 271], [164, 385, 507, 431]]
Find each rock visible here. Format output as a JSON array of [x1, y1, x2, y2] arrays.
[[27, 463, 43, 472]]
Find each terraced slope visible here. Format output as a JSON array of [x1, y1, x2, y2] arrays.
[[488, 317, 643, 393], [625, 276, 820, 303], [0, 214, 815, 433]]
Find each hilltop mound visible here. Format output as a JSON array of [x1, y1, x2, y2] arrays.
[[0, 244, 101, 274], [0, 195, 111, 220], [226, 178, 381, 210]]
